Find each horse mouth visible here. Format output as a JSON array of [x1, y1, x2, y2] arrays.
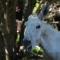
[[22, 39, 32, 52]]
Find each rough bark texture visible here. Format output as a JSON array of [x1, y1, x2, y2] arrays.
[[0, 0, 16, 60]]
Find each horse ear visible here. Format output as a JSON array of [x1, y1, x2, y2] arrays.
[[24, 15, 32, 26], [25, 15, 34, 26], [38, 2, 49, 20]]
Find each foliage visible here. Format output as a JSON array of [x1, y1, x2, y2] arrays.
[[32, 46, 44, 54], [16, 34, 20, 44], [32, 1, 42, 14]]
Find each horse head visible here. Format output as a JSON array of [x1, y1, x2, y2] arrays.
[[23, 15, 43, 49], [23, 2, 49, 50]]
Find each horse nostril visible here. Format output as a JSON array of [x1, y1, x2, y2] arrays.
[[23, 39, 31, 47]]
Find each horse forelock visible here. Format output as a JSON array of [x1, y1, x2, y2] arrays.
[[28, 15, 40, 21], [25, 15, 42, 27]]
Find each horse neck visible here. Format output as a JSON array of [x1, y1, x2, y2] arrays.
[[40, 23, 60, 60], [43, 23, 55, 35], [40, 23, 55, 52]]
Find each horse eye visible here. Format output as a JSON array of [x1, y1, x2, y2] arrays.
[[36, 25, 40, 29]]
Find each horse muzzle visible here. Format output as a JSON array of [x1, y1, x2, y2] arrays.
[[23, 38, 31, 47]]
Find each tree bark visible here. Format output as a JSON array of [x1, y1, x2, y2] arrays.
[[0, 0, 17, 60]]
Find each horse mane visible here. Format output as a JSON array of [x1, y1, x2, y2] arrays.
[[27, 14, 57, 35], [43, 22, 57, 32]]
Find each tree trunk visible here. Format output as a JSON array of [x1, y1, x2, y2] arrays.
[[0, 0, 17, 60], [23, 0, 33, 21]]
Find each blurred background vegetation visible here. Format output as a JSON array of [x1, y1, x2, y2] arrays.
[[0, 0, 60, 60]]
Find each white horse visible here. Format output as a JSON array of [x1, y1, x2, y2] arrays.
[[23, 3, 60, 60]]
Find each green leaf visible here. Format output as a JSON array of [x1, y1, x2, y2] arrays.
[[16, 34, 20, 44], [32, 46, 44, 54]]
